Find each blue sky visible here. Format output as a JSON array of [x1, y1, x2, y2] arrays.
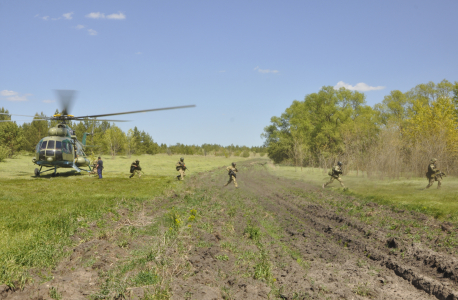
[[1, 0, 457, 146]]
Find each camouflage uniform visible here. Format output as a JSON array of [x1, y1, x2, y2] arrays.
[[176, 158, 186, 180], [129, 160, 142, 178], [426, 158, 442, 189], [224, 163, 238, 188], [323, 163, 344, 188]]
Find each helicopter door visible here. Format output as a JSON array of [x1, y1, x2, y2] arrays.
[[62, 140, 73, 161], [39, 140, 47, 160], [55, 141, 63, 161]]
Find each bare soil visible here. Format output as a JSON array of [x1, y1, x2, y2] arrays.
[[2, 161, 457, 299]]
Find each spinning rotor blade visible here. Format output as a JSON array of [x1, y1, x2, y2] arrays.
[[73, 105, 196, 119], [0, 113, 51, 119], [0, 119, 49, 122], [55, 90, 77, 116], [73, 118, 131, 122]]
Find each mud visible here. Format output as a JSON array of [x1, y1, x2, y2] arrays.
[[2, 161, 457, 299]]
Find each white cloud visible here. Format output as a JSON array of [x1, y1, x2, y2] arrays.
[[333, 81, 385, 92], [86, 11, 126, 20], [63, 12, 73, 20], [135, 52, 142, 55], [1, 90, 18, 96], [254, 66, 279, 74], [1, 90, 31, 101], [88, 29, 97, 36], [42, 16, 49, 21], [75, 24, 85, 30], [106, 12, 126, 20], [86, 12, 105, 19], [43, 99, 55, 103]]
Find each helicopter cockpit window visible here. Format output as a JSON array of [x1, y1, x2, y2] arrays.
[[55, 141, 62, 160], [47, 140, 55, 149], [40, 140, 47, 150], [62, 140, 72, 154]]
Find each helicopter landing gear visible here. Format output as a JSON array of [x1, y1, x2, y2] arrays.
[[34, 168, 40, 177]]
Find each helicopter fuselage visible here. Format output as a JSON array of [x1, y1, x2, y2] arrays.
[[32, 124, 90, 172]]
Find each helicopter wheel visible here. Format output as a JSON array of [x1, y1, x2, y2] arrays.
[[34, 168, 40, 177]]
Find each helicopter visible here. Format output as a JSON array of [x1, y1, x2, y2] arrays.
[[0, 90, 195, 177]]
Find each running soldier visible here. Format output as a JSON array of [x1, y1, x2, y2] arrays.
[[129, 159, 142, 178], [224, 162, 238, 188], [176, 157, 187, 180], [323, 161, 344, 188], [426, 158, 444, 189]]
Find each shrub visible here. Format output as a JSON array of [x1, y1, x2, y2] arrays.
[[0, 145, 11, 162], [241, 151, 250, 158]]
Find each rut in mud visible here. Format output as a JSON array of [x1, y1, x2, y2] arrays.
[[1, 161, 458, 299]]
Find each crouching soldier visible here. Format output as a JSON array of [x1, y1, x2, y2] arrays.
[[426, 158, 445, 189], [129, 159, 142, 178], [176, 157, 187, 180], [224, 162, 238, 188], [323, 161, 344, 188]]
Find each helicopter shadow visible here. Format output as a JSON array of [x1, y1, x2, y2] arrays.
[[32, 170, 84, 179]]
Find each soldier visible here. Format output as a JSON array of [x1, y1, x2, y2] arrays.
[[426, 158, 444, 189], [323, 161, 344, 188], [90, 159, 98, 176], [224, 162, 238, 188], [129, 159, 142, 178], [96, 156, 103, 179], [176, 157, 187, 180]]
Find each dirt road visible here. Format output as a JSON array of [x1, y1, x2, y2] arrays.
[[2, 161, 457, 299]]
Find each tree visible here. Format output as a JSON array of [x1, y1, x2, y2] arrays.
[[104, 125, 126, 157]]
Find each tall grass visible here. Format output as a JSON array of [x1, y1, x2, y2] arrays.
[[0, 154, 251, 286], [269, 164, 458, 221]]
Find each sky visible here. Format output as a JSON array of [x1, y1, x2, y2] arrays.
[[1, 0, 457, 147]]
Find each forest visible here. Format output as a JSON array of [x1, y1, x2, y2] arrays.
[[0, 110, 265, 161], [262, 80, 458, 177]]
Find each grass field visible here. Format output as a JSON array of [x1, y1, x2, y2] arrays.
[[269, 164, 458, 221], [0, 154, 252, 286]]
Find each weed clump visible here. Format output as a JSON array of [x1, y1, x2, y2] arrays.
[[244, 223, 261, 240]]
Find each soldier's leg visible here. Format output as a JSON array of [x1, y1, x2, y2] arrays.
[[179, 169, 184, 180], [323, 177, 334, 187], [232, 176, 238, 187], [224, 176, 232, 186], [337, 177, 345, 187], [437, 177, 442, 189], [129, 172, 134, 178], [426, 178, 434, 188]]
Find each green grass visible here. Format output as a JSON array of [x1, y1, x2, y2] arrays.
[[0, 154, 251, 286], [269, 165, 458, 221]]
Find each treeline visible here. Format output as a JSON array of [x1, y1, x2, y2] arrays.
[[262, 79, 458, 178], [0, 110, 265, 160]]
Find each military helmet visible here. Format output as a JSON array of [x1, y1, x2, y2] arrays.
[[135, 159, 139, 163], [180, 157, 184, 162], [337, 161, 342, 166], [232, 162, 236, 167], [431, 158, 437, 163]]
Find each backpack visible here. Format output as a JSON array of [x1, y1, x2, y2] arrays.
[[130, 165, 135, 173]]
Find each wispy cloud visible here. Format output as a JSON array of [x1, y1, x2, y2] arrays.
[[86, 12, 105, 19], [135, 52, 142, 55], [63, 12, 73, 20], [88, 29, 97, 36], [1, 90, 31, 102], [86, 12, 126, 20], [334, 81, 385, 92], [254, 66, 279, 74], [1, 90, 18, 96], [42, 16, 49, 21], [106, 12, 126, 20], [75, 24, 85, 30], [43, 99, 55, 103]]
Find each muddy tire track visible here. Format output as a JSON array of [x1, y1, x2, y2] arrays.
[[239, 165, 458, 300]]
